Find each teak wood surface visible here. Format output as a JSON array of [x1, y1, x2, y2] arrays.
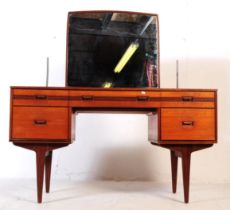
[[9, 87, 217, 203]]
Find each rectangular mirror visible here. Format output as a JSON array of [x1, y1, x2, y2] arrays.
[[66, 11, 159, 88]]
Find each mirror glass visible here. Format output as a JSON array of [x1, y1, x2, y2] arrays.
[[67, 11, 159, 88]]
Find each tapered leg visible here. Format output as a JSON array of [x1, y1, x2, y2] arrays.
[[170, 150, 178, 193], [152, 143, 213, 203], [13, 143, 69, 203], [45, 151, 53, 193], [36, 148, 46, 203], [182, 150, 191, 203]]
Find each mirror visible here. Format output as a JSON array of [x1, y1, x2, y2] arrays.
[[66, 11, 159, 88]]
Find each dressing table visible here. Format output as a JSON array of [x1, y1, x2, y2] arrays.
[[9, 11, 217, 203]]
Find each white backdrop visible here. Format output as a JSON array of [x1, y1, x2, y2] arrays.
[[0, 0, 229, 183]]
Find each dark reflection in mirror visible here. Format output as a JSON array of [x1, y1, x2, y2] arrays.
[[67, 11, 159, 88]]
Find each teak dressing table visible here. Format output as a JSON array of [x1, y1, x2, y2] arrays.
[[9, 11, 217, 203]]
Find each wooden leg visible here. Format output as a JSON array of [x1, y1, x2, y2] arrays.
[[13, 143, 69, 203], [45, 151, 53, 193], [170, 150, 178, 194], [181, 149, 191, 203], [36, 148, 47, 203], [152, 143, 213, 203]]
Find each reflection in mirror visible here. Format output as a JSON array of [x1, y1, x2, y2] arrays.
[[67, 11, 159, 88]]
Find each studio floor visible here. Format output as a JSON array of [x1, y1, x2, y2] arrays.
[[0, 179, 229, 210]]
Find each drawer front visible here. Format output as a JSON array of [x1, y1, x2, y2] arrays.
[[161, 108, 216, 141], [160, 91, 215, 108], [69, 90, 161, 108], [12, 89, 68, 106], [11, 107, 70, 140]]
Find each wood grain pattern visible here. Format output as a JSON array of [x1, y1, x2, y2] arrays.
[[10, 87, 217, 143], [13, 89, 68, 107], [161, 91, 215, 98], [69, 89, 215, 108], [11, 107, 70, 140], [161, 108, 215, 141], [160, 91, 215, 108], [69, 89, 161, 108], [9, 87, 217, 203]]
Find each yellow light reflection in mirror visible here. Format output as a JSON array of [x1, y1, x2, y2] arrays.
[[114, 42, 139, 73]]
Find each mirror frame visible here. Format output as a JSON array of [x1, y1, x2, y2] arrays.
[[65, 10, 160, 88]]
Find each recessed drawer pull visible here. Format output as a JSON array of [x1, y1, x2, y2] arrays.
[[182, 121, 194, 126], [35, 95, 47, 100], [34, 120, 47, 125], [182, 96, 193, 101], [137, 96, 149, 101], [81, 95, 93, 101]]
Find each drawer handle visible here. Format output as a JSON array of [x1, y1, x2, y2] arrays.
[[137, 96, 149, 101], [35, 95, 47, 100], [182, 96, 193, 101], [34, 120, 47, 125], [81, 95, 93, 101], [182, 121, 194, 126]]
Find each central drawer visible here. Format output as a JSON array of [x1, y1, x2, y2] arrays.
[[161, 108, 216, 141], [69, 90, 161, 108], [11, 107, 70, 141]]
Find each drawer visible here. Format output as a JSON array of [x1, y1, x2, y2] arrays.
[[160, 91, 216, 108], [11, 107, 70, 140], [69, 90, 161, 108], [161, 108, 216, 141], [12, 89, 68, 106]]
